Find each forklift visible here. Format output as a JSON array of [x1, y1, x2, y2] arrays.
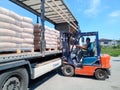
[[61, 31, 111, 80]]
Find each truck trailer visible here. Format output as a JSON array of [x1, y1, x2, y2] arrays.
[[0, 0, 79, 90]]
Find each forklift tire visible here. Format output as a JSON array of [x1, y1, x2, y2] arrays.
[[95, 69, 107, 80], [0, 68, 28, 90], [62, 65, 74, 77]]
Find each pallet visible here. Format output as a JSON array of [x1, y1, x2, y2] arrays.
[[16, 48, 34, 54], [34, 48, 58, 52], [0, 48, 34, 54], [46, 48, 58, 51]]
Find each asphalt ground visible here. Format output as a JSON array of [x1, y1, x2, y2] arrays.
[[29, 56, 120, 90]]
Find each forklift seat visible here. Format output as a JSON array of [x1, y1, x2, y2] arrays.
[[82, 57, 98, 65]]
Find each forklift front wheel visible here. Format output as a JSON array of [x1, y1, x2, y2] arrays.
[[62, 65, 74, 77], [95, 69, 107, 80]]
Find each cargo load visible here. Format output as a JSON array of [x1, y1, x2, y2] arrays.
[[0, 7, 34, 53], [34, 24, 62, 51]]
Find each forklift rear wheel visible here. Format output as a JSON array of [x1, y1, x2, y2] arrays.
[[62, 65, 74, 77], [95, 69, 107, 80]]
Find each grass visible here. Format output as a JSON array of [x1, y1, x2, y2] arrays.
[[101, 47, 120, 57]]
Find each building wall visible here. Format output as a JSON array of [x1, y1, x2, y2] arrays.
[[100, 40, 118, 47]]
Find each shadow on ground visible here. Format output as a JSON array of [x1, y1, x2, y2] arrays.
[[29, 69, 58, 90]]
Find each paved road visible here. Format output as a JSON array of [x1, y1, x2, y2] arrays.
[[29, 57, 120, 90]]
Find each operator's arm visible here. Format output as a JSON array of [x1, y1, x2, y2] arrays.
[[76, 45, 87, 50]]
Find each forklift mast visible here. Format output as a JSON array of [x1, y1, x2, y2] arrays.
[[62, 31, 80, 59], [62, 32, 71, 58]]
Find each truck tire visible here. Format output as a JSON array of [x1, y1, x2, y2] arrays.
[[0, 68, 28, 90], [62, 65, 74, 77], [95, 69, 107, 80]]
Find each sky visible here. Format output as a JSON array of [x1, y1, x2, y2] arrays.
[[0, 0, 120, 40]]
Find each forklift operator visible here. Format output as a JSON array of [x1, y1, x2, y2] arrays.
[[76, 37, 94, 57]]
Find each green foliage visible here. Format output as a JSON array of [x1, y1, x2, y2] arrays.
[[101, 47, 120, 57]]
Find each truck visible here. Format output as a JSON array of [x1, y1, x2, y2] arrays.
[[0, 0, 79, 90]]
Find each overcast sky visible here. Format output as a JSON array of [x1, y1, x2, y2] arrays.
[[0, 0, 120, 40]]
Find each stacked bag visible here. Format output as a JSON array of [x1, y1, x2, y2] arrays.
[[34, 24, 62, 51], [0, 7, 34, 52], [34, 24, 41, 50], [45, 26, 60, 50], [21, 17, 34, 50]]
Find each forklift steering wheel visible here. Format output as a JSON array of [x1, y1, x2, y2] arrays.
[[75, 48, 82, 55], [75, 48, 83, 63]]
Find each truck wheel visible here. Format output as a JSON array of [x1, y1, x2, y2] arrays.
[[95, 69, 107, 80], [0, 68, 28, 90], [62, 65, 74, 77]]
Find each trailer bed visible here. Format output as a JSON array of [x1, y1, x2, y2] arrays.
[[0, 51, 62, 63]]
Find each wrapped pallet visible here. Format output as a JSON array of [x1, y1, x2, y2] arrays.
[[0, 7, 34, 53], [20, 16, 34, 50], [34, 24, 41, 51], [34, 24, 61, 51], [54, 29, 62, 50]]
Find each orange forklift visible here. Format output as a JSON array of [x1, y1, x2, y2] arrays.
[[61, 31, 111, 80]]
